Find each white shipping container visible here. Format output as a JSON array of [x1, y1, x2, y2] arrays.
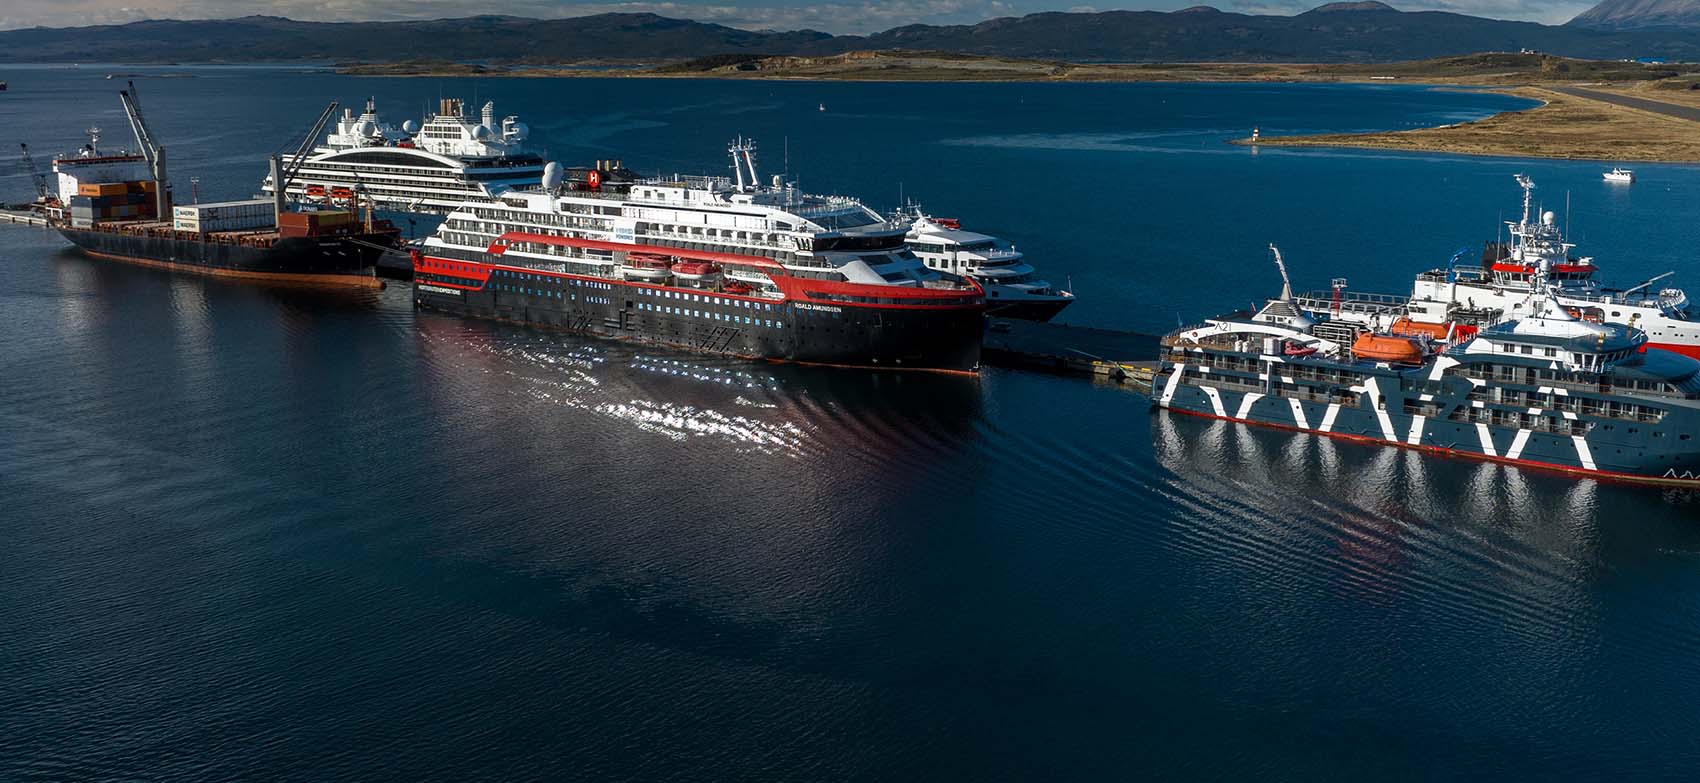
[[172, 199, 275, 233]]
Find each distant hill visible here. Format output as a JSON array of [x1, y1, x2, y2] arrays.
[[0, 14, 833, 63], [840, 5, 1700, 62], [5, 6, 1700, 64], [1570, 0, 1700, 30]]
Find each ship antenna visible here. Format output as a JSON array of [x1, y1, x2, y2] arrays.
[[1565, 189, 1571, 241], [1270, 244, 1294, 302], [1515, 173, 1535, 227]]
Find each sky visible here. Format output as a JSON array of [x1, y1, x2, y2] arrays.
[[0, 0, 1601, 34]]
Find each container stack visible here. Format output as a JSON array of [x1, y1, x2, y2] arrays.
[[278, 210, 357, 238], [171, 199, 275, 234], [67, 180, 159, 227]]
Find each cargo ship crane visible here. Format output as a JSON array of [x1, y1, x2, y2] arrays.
[[269, 102, 338, 221], [117, 81, 169, 216], [18, 143, 48, 202]]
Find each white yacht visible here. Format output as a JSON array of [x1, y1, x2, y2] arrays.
[[260, 97, 547, 214], [1604, 167, 1635, 183], [904, 213, 1074, 321]]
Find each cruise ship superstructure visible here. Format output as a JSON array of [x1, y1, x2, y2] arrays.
[[413, 140, 985, 372], [1296, 175, 1700, 357], [260, 97, 547, 214]]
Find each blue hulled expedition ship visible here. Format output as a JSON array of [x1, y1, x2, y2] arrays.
[[1155, 246, 1700, 486]]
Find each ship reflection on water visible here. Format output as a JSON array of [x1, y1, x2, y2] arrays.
[[411, 311, 984, 464]]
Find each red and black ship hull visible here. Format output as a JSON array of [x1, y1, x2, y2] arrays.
[[414, 246, 984, 373], [57, 225, 397, 288]]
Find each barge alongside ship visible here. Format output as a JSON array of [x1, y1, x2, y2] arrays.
[[1155, 247, 1700, 487]]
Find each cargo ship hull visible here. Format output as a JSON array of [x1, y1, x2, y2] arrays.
[[414, 265, 983, 373], [1153, 361, 1700, 486], [57, 225, 393, 287]]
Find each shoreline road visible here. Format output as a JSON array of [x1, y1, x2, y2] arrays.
[[1548, 86, 1700, 123]]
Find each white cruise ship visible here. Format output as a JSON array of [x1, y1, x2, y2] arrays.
[[259, 97, 547, 214], [904, 213, 1074, 321], [411, 140, 985, 372]]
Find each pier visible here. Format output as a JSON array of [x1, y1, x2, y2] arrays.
[[0, 210, 49, 228], [981, 318, 1160, 383]]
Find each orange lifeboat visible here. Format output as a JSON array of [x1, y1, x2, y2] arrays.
[[1390, 317, 1451, 340], [305, 184, 327, 198], [1353, 333, 1426, 364]]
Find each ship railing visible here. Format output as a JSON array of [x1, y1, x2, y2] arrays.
[[1294, 290, 1409, 316]]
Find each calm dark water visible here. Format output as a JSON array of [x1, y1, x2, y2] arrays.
[[3, 66, 1700, 781]]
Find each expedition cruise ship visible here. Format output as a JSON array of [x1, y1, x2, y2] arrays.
[[1155, 246, 1700, 487], [413, 140, 985, 372], [260, 98, 546, 214], [903, 212, 1074, 321]]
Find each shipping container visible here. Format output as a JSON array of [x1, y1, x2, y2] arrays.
[[172, 199, 275, 234], [78, 182, 131, 197]]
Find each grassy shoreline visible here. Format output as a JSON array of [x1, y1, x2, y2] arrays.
[[1243, 87, 1700, 163]]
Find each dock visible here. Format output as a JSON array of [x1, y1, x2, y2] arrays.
[[0, 209, 49, 228], [982, 318, 1160, 384]]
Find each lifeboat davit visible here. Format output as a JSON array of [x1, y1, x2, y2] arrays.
[[671, 260, 721, 284], [1353, 333, 1426, 364]]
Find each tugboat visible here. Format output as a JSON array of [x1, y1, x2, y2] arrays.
[[31, 86, 401, 287], [1295, 175, 1700, 358], [1155, 245, 1700, 486]]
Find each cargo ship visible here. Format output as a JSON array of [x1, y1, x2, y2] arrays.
[[33, 88, 401, 287], [413, 139, 985, 372], [1155, 246, 1700, 487], [1295, 175, 1700, 358]]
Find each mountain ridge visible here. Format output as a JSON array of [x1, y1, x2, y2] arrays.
[[1569, 0, 1700, 30], [4, 6, 1700, 64]]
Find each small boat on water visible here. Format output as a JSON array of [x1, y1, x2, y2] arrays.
[[1604, 167, 1635, 183]]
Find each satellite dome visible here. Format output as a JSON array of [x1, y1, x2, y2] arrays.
[[356, 120, 379, 138], [506, 121, 530, 141], [541, 161, 564, 191], [1542, 210, 1556, 226], [401, 119, 421, 135], [473, 125, 493, 142]]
